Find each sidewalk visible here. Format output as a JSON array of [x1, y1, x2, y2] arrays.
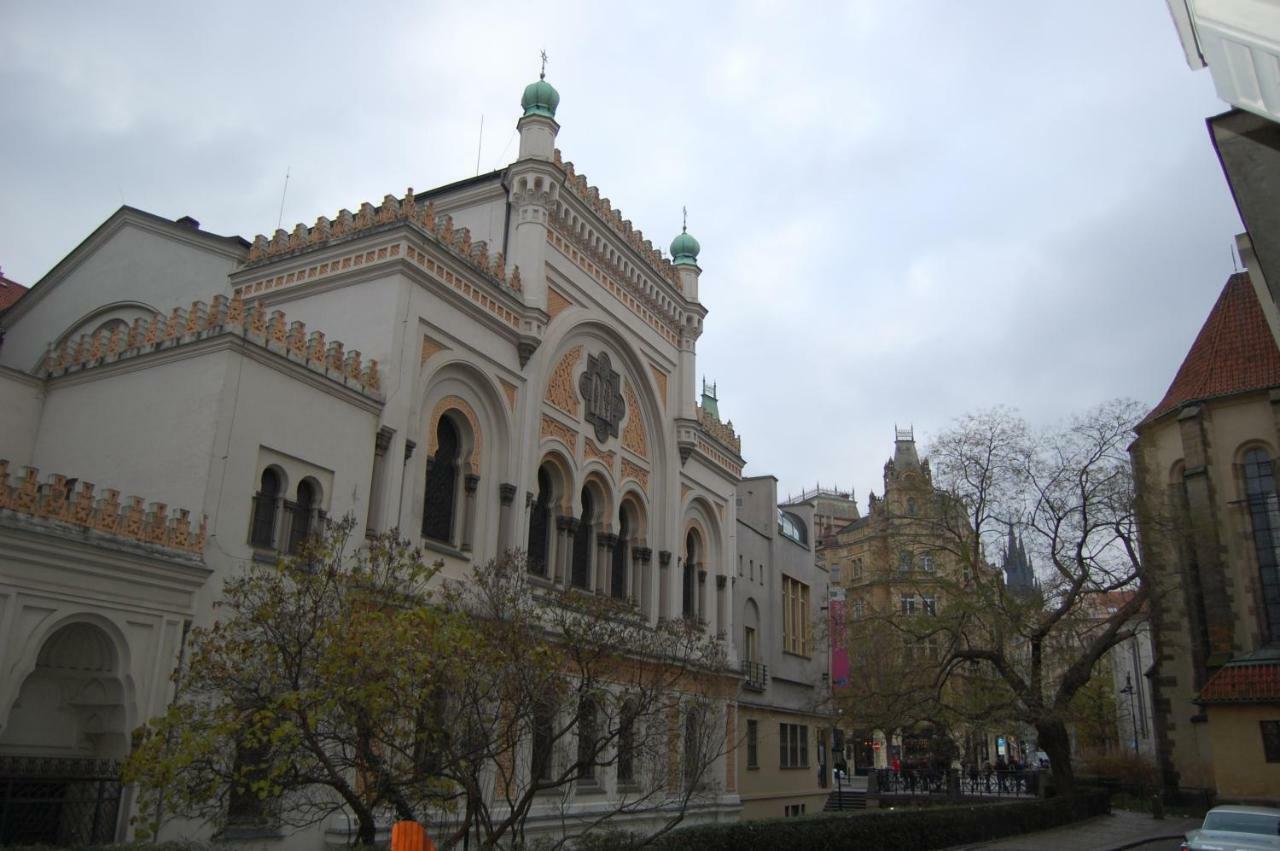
[[952, 809, 1200, 851]]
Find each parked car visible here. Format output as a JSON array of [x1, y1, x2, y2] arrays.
[[1181, 805, 1280, 851]]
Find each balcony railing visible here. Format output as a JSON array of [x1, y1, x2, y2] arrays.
[[742, 660, 768, 692]]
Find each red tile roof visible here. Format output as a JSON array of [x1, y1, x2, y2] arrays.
[[0, 270, 26, 311], [1198, 659, 1280, 704], [1143, 272, 1280, 424]]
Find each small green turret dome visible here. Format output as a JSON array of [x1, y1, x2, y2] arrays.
[[521, 78, 560, 119], [670, 229, 700, 266]]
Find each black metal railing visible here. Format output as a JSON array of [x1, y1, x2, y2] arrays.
[[0, 756, 123, 845], [742, 660, 768, 692], [874, 766, 1040, 798]]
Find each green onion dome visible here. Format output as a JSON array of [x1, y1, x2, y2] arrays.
[[521, 78, 560, 119], [670, 229, 701, 266]]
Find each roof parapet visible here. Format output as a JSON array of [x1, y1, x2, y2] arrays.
[[244, 189, 521, 294], [0, 460, 207, 556], [41, 292, 382, 397]]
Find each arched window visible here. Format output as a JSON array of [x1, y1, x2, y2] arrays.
[[1243, 448, 1280, 638], [907, 497, 918, 516], [250, 467, 283, 548], [527, 467, 552, 576], [617, 699, 637, 785], [683, 531, 699, 620], [682, 705, 704, 791], [287, 479, 320, 555], [611, 506, 630, 599], [571, 488, 594, 589], [530, 700, 555, 783], [422, 416, 461, 543], [576, 695, 598, 781]]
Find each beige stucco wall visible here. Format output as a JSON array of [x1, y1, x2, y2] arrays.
[[737, 705, 829, 820], [1206, 704, 1280, 803]]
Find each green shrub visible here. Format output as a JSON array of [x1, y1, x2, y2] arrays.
[[648, 792, 1111, 851]]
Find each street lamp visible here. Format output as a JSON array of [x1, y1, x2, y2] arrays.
[[1119, 674, 1138, 756]]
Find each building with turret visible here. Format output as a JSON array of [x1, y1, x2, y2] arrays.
[[0, 73, 749, 845], [1001, 529, 1040, 600]]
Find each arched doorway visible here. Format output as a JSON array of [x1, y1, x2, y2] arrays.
[[0, 622, 128, 844]]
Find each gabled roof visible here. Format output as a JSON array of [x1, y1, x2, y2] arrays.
[[1143, 272, 1280, 425], [1198, 646, 1280, 705], [0, 270, 27, 312]]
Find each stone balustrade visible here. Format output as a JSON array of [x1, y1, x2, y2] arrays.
[[41, 293, 382, 396], [0, 460, 207, 555], [244, 188, 519, 293]]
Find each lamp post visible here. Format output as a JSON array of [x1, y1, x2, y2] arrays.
[[1119, 674, 1138, 756]]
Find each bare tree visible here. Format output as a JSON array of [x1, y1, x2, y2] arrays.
[[920, 401, 1151, 792], [126, 521, 732, 848]]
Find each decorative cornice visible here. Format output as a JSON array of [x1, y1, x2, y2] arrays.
[[243, 189, 520, 293], [40, 292, 383, 400], [0, 460, 207, 557]]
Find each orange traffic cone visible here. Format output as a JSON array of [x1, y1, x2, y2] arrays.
[[391, 820, 435, 851]]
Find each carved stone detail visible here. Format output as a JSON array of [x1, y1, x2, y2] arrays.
[[545, 345, 583, 416], [583, 438, 616, 469], [499, 378, 519, 412], [622, 380, 648, 459], [579, 351, 625, 444], [540, 414, 578, 452], [421, 334, 447, 366], [548, 286, 573, 322], [650, 365, 668, 409], [621, 458, 649, 492]]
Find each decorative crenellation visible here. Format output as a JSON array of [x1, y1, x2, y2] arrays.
[[0, 460, 207, 556], [42, 293, 382, 397], [552, 149, 679, 287], [243, 188, 521, 293], [696, 404, 741, 454]]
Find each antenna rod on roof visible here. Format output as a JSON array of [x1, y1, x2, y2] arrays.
[[476, 114, 484, 176], [276, 166, 291, 231]]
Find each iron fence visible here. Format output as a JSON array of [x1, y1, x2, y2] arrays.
[[0, 756, 123, 846], [874, 766, 1041, 798]]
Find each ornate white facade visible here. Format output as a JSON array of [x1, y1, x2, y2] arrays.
[[0, 78, 747, 845]]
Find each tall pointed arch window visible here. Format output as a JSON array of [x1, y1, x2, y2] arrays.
[[250, 467, 283, 549], [527, 467, 552, 576], [683, 532, 698, 620], [286, 478, 321, 554], [1243, 448, 1280, 639], [571, 488, 594, 589], [612, 506, 630, 599], [422, 417, 461, 543]]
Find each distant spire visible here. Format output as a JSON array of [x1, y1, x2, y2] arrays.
[[682, 205, 688, 233], [540, 49, 548, 80]]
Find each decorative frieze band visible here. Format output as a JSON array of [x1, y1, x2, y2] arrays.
[[42, 293, 382, 397], [0, 460, 207, 556]]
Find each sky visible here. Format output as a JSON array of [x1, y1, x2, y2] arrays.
[[0, 2, 1244, 506]]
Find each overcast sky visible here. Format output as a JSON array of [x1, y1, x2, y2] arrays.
[[0, 2, 1243, 506]]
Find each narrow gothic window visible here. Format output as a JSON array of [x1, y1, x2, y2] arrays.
[[422, 417, 460, 543], [611, 508, 629, 599], [1244, 449, 1280, 639], [527, 467, 552, 576], [287, 479, 318, 555], [683, 532, 697, 619], [571, 488, 593, 589], [576, 696, 598, 781], [250, 468, 281, 548], [617, 700, 637, 783]]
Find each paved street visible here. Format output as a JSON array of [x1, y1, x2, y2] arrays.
[[952, 810, 1199, 851]]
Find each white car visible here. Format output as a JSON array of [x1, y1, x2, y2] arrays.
[[1182, 805, 1280, 851]]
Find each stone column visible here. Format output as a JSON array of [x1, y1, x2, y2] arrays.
[[632, 546, 649, 608], [595, 532, 612, 595], [555, 515, 575, 586], [498, 483, 517, 555], [461, 474, 480, 552], [365, 426, 394, 538], [715, 575, 727, 640], [658, 551, 672, 620]]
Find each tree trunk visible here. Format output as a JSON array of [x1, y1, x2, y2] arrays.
[[1036, 717, 1075, 795]]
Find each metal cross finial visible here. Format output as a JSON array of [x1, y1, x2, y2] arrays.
[[540, 49, 548, 80], [682, 205, 687, 233]]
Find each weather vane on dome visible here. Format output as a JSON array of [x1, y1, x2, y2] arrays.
[[682, 205, 687, 233], [540, 49, 548, 80]]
